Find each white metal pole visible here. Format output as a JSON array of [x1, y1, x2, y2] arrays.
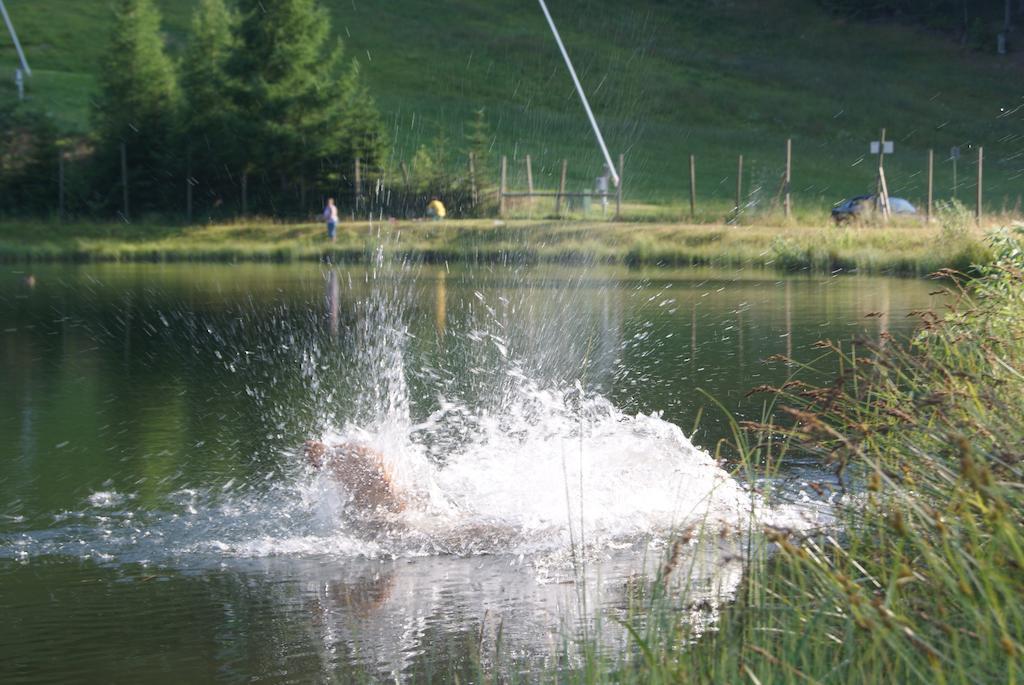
[[1, 0, 31, 76], [537, 0, 619, 187]]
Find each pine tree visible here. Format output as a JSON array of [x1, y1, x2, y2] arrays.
[[0, 104, 59, 214], [93, 0, 179, 214], [409, 144, 441, 195], [227, 0, 346, 212], [180, 0, 237, 214], [337, 59, 389, 175], [432, 127, 452, 189], [464, 107, 494, 192]]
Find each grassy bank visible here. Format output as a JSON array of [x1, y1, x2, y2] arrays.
[[0, 216, 996, 276], [562, 226, 1023, 682]]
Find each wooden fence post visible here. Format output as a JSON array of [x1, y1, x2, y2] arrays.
[[354, 158, 362, 215], [615, 153, 624, 220], [556, 159, 567, 217], [120, 142, 130, 221], [927, 149, 934, 223], [689, 154, 696, 219], [784, 138, 792, 219], [58, 150, 65, 222], [976, 146, 983, 225], [875, 128, 891, 220], [525, 154, 534, 219], [468, 152, 477, 206], [186, 152, 193, 224], [499, 155, 507, 217], [736, 154, 744, 213]]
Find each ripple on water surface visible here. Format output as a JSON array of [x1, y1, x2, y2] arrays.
[[0, 261, 926, 681]]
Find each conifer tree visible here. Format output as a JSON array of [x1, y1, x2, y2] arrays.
[[465, 107, 494, 191], [180, 0, 237, 212], [94, 0, 179, 214], [0, 105, 59, 214], [337, 59, 389, 174], [433, 127, 452, 190], [227, 0, 345, 211], [409, 144, 441, 195]]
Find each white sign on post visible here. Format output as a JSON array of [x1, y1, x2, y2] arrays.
[[870, 141, 894, 155], [950, 146, 961, 161]]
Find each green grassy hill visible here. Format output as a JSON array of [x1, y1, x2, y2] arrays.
[[1, 0, 1022, 212]]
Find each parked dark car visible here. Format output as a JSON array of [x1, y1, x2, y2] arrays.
[[831, 195, 916, 224]]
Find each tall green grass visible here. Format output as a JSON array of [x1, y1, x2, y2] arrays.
[[529, 225, 1023, 683], [0, 217, 995, 276]]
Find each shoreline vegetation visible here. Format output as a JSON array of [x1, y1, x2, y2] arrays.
[[617, 226, 1024, 682], [498, 227, 1023, 682], [0, 214, 1003, 276]]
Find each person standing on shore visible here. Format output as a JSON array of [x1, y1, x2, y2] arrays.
[[323, 198, 339, 241]]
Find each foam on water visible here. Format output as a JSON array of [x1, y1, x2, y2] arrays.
[[85, 490, 132, 508], [307, 383, 756, 558]]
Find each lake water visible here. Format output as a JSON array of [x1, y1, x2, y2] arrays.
[[0, 259, 936, 683]]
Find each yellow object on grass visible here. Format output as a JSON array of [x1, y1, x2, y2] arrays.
[[426, 199, 447, 219]]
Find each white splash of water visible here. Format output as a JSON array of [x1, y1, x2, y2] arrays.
[[86, 490, 130, 508], [306, 386, 753, 557], [240, 261, 812, 560], [0, 261, 826, 568]]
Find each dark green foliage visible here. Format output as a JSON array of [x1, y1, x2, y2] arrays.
[[390, 108, 498, 218], [336, 59, 389, 174], [817, 0, 1011, 42], [226, 0, 345, 213], [75, 0, 389, 219], [390, 111, 499, 219], [92, 0, 180, 215], [186, 0, 391, 216], [182, 0, 234, 124], [180, 0, 237, 215], [464, 107, 494, 194], [409, 143, 442, 195], [817, 0, 964, 21], [0, 105, 59, 215], [398, 127, 480, 218], [431, 129, 453, 190]]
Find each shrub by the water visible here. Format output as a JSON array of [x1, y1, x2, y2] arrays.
[[740, 227, 1024, 682], [937, 198, 973, 242], [0, 104, 60, 215]]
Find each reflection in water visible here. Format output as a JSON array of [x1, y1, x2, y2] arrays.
[[0, 263, 939, 683], [326, 269, 340, 337], [290, 545, 745, 679], [691, 302, 697, 367], [0, 542, 746, 683], [785, 280, 793, 360], [737, 306, 744, 373], [879, 278, 890, 341], [435, 269, 447, 337]]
